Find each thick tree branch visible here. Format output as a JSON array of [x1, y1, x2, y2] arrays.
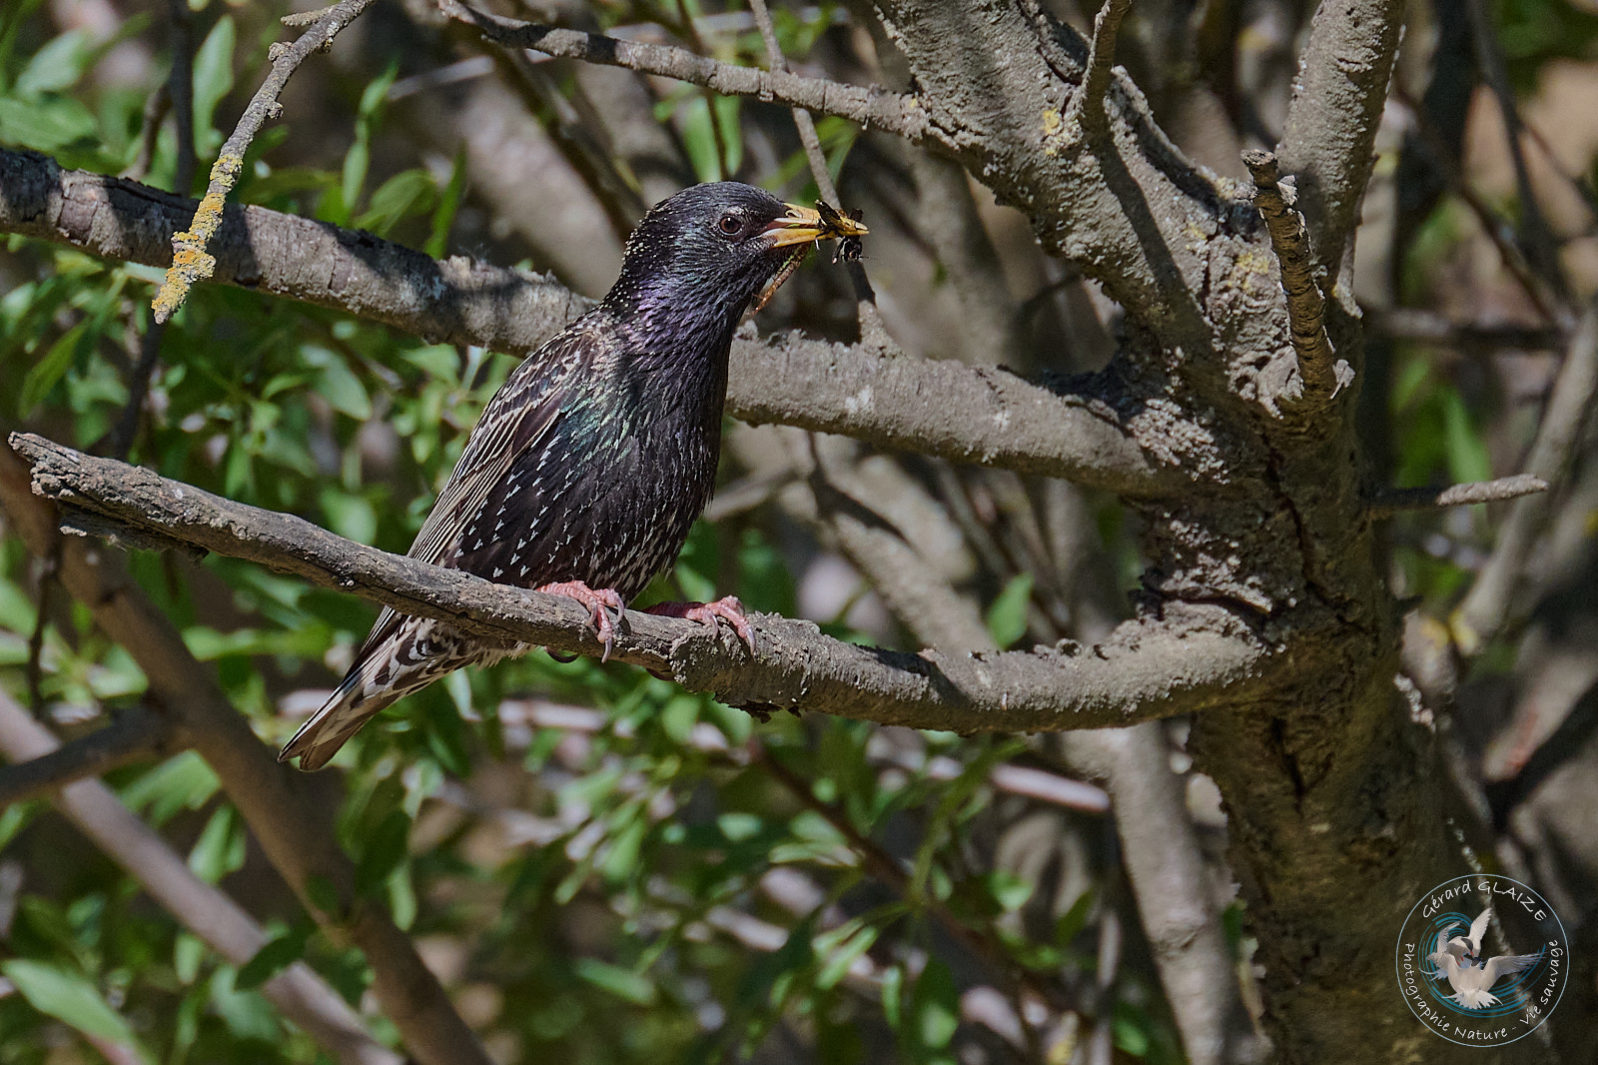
[[435, 0, 927, 142], [0, 147, 1170, 496], [0, 692, 401, 1065], [0, 707, 176, 810], [11, 433, 1278, 734], [0, 439, 493, 1065], [151, 0, 378, 322], [1276, 0, 1405, 279]]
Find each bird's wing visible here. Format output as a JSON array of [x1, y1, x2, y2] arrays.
[[350, 329, 583, 660], [406, 345, 576, 569], [1468, 908, 1493, 954], [1483, 953, 1541, 984]]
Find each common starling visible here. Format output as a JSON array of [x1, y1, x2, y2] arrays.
[[280, 182, 867, 770]]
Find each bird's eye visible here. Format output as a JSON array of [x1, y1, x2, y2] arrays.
[[717, 213, 745, 238]]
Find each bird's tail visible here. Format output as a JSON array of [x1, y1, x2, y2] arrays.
[[279, 616, 480, 771], [1452, 988, 1501, 1010]]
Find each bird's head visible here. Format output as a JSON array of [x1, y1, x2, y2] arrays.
[[603, 182, 866, 341]]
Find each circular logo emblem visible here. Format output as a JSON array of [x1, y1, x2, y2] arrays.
[[1395, 874, 1568, 1045]]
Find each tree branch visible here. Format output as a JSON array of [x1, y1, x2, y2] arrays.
[[151, 0, 378, 322], [1367, 474, 1549, 518], [0, 691, 401, 1065], [807, 446, 1258, 1065], [1242, 149, 1350, 409], [1066, 0, 1132, 131], [1276, 0, 1405, 280], [0, 706, 176, 810], [1453, 302, 1598, 652], [0, 147, 1170, 496], [0, 438, 494, 1065], [10, 432, 1278, 734], [434, 0, 927, 142]]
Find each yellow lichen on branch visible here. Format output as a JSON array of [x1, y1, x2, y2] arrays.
[[148, 0, 377, 324], [151, 155, 240, 322]]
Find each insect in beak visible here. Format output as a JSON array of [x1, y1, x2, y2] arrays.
[[761, 202, 870, 248]]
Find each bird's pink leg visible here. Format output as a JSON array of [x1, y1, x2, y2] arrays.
[[537, 580, 627, 661], [644, 596, 757, 654]]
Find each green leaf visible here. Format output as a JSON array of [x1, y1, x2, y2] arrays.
[[18, 319, 88, 414], [1, 959, 155, 1064], [815, 922, 879, 990], [910, 959, 959, 1051], [0, 94, 97, 153], [188, 804, 246, 883], [173, 932, 206, 985], [355, 810, 411, 896], [984, 869, 1035, 913], [679, 95, 723, 182], [235, 927, 310, 991], [1053, 888, 1094, 946], [1441, 389, 1492, 486], [119, 752, 220, 826], [713, 94, 743, 175], [425, 149, 468, 257], [339, 138, 370, 225], [357, 168, 436, 237], [574, 958, 658, 1006], [304, 874, 343, 918], [314, 357, 372, 419], [984, 572, 1034, 649], [191, 15, 235, 142], [16, 30, 94, 95]]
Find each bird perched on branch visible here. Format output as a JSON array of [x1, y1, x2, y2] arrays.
[[281, 182, 866, 770]]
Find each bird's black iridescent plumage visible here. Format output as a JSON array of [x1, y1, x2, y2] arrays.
[[281, 182, 862, 770]]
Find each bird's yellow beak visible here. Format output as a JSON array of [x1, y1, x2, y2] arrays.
[[762, 203, 870, 248]]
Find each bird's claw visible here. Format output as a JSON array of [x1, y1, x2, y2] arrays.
[[645, 595, 757, 655], [537, 581, 627, 662]]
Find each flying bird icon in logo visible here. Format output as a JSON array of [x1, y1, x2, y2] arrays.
[[1427, 908, 1542, 1009]]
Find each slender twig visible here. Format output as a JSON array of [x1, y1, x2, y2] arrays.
[[1453, 302, 1598, 652], [121, 85, 171, 182], [1390, 86, 1560, 324], [24, 540, 58, 714], [151, 0, 378, 323], [0, 707, 175, 810], [167, 0, 197, 194], [746, 0, 885, 345], [107, 0, 196, 459], [1367, 309, 1559, 352], [1367, 474, 1549, 518], [106, 322, 167, 460], [1066, 0, 1132, 130], [1241, 149, 1349, 408], [0, 691, 401, 1065], [434, 0, 926, 142], [1463, 0, 1569, 304], [10, 432, 1280, 734], [748, 0, 836, 204]]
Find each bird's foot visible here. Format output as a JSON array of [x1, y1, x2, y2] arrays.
[[645, 596, 757, 654], [537, 581, 627, 662]]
